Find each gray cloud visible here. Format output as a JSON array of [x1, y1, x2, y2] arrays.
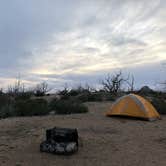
[[111, 36, 147, 46], [0, 0, 165, 89]]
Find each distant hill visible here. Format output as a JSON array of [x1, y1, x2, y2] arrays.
[[139, 86, 154, 94]]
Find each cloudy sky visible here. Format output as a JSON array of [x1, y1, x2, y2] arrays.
[[0, 0, 166, 90]]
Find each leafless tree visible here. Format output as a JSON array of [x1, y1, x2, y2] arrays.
[[84, 83, 96, 92], [58, 83, 69, 95], [0, 88, 3, 95], [7, 78, 25, 95], [125, 74, 135, 92], [34, 81, 51, 96], [101, 71, 126, 94]]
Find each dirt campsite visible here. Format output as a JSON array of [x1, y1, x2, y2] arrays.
[[0, 101, 166, 166]]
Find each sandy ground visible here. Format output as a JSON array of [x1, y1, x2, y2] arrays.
[[0, 101, 166, 166]]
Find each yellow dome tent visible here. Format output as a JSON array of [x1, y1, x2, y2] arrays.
[[106, 94, 160, 121]]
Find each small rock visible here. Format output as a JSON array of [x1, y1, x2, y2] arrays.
[[66, 142, 77, 153], [15, 163, 21, 166], [49, 111, 56, 115]]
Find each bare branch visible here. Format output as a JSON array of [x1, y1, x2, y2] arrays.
[[34, 81, 51, 96], [101, 70, 125, 94], [125, 74, 135, 92]]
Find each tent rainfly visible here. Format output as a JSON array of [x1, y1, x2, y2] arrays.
[[106, 94, 160, 121]]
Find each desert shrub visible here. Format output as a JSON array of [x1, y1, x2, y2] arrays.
[[14, 99, 49, 116], [151, 91, 166, 99], [0, 95, 15, 118], [58, 86, 91, 100], [49, 99, 88, 114], [57, 88, 70, 100], [58, 88, 69, 96], [76, 92, 90, 102], [34, 90, 45, 97], [76, 92, 117, 102], [68, 88, 90, 97], [104, 93, 117, 101], [151, 98, 166, 114], [0, 105, 14, 118], [15, 91, 33, 101], [60, 93, 70, 100], [77, 92, 102, 102], [34, 82, 50, 97], [0, 95, 10, 109], [68, 89, 81, 96], [0, 89, 3, 95], [86, 92, 102, 101]]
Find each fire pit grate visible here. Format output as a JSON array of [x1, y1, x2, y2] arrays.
[[40, 127, 78, 155]]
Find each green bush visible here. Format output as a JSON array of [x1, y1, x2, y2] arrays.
[[151, 98, 166, 114], [49, 99, 88, 114], [14, 99, 49, 116]]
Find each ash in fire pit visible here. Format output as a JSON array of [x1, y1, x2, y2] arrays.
[[40, 127, 78, 155]]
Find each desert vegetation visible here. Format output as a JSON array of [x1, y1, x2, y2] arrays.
[[0, 71, 165, 119]]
